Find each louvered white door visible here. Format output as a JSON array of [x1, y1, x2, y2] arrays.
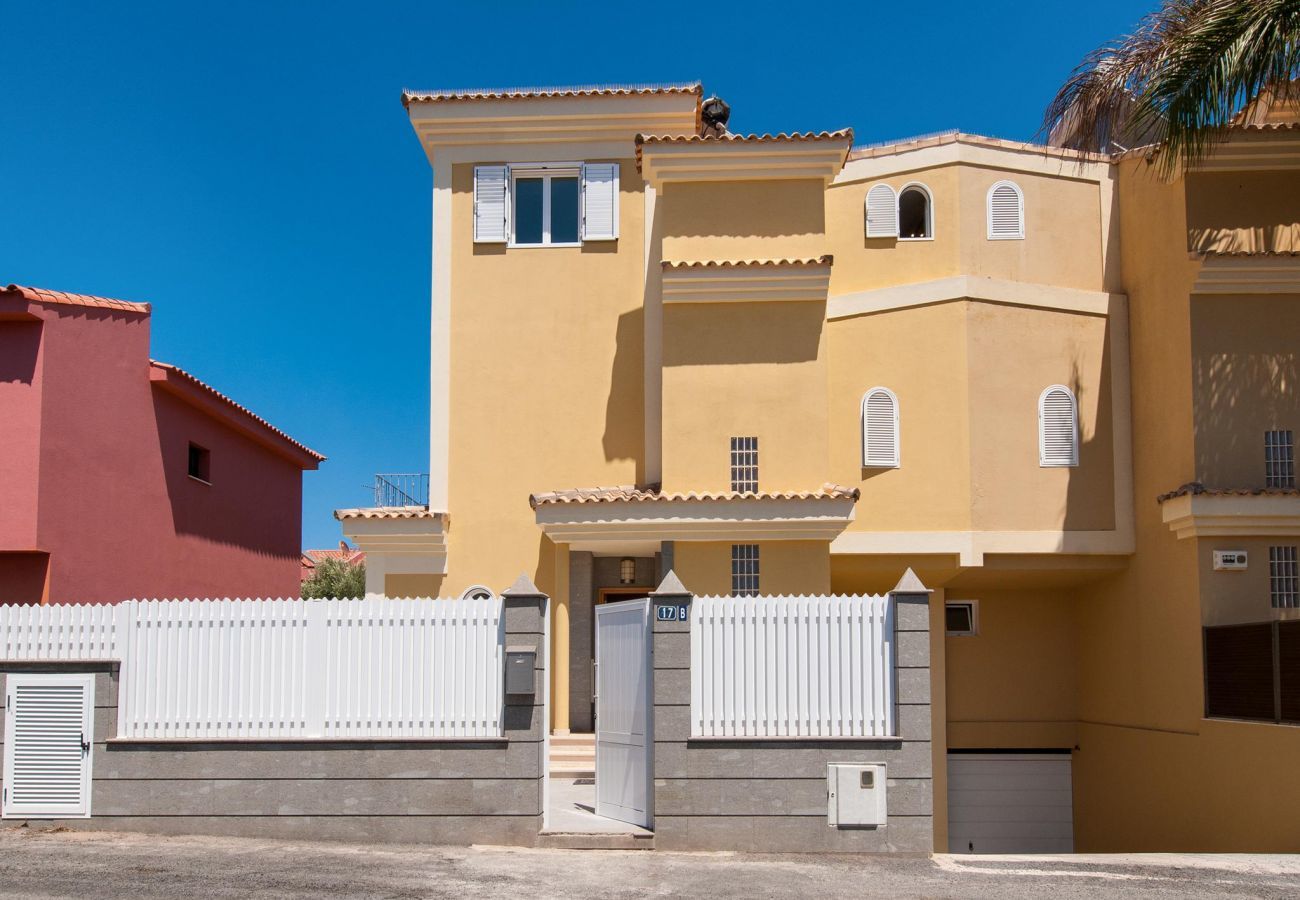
[[3, 674, 94, 818], [595, 598, 652, 828]]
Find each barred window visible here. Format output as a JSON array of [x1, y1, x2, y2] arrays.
[[1265, 430, 1295, 488], [730, 436, 758, 493], [1271, 546, 1299, 609], [731, 544, 760, 596]]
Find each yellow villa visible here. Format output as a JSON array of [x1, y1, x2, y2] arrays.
[[337, 82, 1300, 852]]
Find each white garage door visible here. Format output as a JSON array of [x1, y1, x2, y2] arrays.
[[948, 753, 1073, 853]]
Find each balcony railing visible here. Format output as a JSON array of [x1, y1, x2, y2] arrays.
[[373, 473, 429, 508]]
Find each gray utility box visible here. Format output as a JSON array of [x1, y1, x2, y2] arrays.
[[504, 646, 537, 694], [827, 763, 888, 827]]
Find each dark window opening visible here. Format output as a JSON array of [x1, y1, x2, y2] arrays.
[[188, 443, 211, 483], [945, 601, 977, 636], [898, 187, 931, 239], [1204, 621, 1300, 724]]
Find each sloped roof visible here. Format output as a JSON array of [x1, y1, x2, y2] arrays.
[[2, 283, 151, 314], [402, 82, 701, 108], [334, 507, 442, 520], [530, 483, 860, 508], [662, 256, 833, 269], [1157, 482, 1300, 503]]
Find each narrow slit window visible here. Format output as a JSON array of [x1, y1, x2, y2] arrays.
[[731, 544, 760, 596], [1039, 386, 1078, 467], [187, 442, 211, 483], [1271, 546, 1299, 609], [1266, 430, 1295, 488], [730, 436, 758, 493]]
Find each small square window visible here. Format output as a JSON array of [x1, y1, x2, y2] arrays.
[[945, 600, 978, 636], [188, 443, 210, 483]]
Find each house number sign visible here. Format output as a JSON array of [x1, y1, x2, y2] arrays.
[[656, 604, 689, 622]]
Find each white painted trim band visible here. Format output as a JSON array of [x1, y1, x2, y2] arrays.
[[826, 276, 1121, 320]]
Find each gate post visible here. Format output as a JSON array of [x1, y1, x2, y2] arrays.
[[649, 570, 693, 831], [501, 574, 549, 839]]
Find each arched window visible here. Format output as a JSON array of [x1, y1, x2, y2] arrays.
[[1039, 386, 1078, 467], [987, 180, 1024, 239], [460, 585, 494, 601], [898, 183, 933, 239], [865, 184, 898, 238], [861, 387, 900, 468]]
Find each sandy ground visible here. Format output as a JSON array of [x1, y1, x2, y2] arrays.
[[0, 825, 1298, 899]]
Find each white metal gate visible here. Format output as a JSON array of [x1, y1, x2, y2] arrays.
[[3, 673, 95, 819], [594, 598, 652, 828]]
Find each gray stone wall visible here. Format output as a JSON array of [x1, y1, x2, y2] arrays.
[[649, 576, 934, 853], [0, 585, 548, 846]]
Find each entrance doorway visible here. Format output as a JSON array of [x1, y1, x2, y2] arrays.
[[594, 597, 653, 829]]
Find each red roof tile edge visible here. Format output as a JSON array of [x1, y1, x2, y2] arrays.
[[403, 82, 702, 108], [663, 256, 833, 269], [636, 129, 854, 144], [150, 361, 325, 463], [530, 483, 860, 509], [3, 283, 151, 314], [1156, 482, 1300, 503], [333, 507, 443, 520]]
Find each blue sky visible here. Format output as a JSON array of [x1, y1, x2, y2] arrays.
[[1, 1, 1151, 550]]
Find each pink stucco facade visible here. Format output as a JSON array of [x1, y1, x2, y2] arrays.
[[0, 286, 322, 604]]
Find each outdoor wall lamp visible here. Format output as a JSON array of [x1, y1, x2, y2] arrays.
[[619, 558, 636, 585]]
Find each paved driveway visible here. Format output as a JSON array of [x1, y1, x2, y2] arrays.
[[1, 826, 1297, 899]]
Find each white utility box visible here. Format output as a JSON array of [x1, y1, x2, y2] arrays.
[[1213, 550, 1248, 571], [827, 763, 887, 827]]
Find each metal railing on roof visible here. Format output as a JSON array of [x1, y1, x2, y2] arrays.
[[373, 473, 429, 508]]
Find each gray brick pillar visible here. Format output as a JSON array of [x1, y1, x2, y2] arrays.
[[501, 574, 549, 839], [649, 570, 692, 839], [889, 567, 934, 851], [568, 551, 594, 733]]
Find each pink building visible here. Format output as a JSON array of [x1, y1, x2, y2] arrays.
[[0, 284, 323, 604]]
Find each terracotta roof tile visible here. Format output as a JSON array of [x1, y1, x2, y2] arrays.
[[1156, 482, 1300, 503], [530, 483, 860, 509], [847, 131, 1111, 164], [403, 82, 701, 108], [150, 361, 325, 462], [662, 256, 833, 269], [3, 283, 151, 314], [637, 129, 853, 145], [1190, 249, 1300, 258], [334, 507, 443, 520]]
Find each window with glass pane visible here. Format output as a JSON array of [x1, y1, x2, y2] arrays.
[[513, 177, 544, 245], [510, 169, 580, 246], [550, 176, 580, 244]]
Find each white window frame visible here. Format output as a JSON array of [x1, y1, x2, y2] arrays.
[[1038, 385, 1079, 468], [897, 182, 934, 241], [1265, 429, 1296, 488], [861, 387, 901, 468], [730, 436, 759, 493], [945, 600, 979, 636], [1270, 546, 1299, 609], [731, 543, 760, 597], [987, 180, 1025, 240], [509, 163, 582, 248], [459, 585, 494, 601]]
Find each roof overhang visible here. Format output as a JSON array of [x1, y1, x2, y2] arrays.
[[533, 494, 857, 549], [335, 508, 448, 576], [662, 257, 833, 304], [637, 132, 853, 185], [1160, 491, 1300, 539], [1191, 253, 1300, 294]]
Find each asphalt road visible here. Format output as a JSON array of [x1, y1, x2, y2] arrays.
[[1, 825, 1297, 899]]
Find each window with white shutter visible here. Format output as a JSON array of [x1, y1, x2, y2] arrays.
[[3, 673, 95, 819], [581, 163, 619, 241], [1039, 386, 1078, 467], [862, 387, 900, 467], [473, 165, 509, 243], [987, 180, 1024, 239], [865, 184, 899, 238]]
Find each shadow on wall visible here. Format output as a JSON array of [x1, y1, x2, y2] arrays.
[[0, 321, 42, 384], [660, 181, 826, 243], [603, 307, 646, 480], [1191, 295, 1300, 487], [662, 301, 824, 367], [1062, 315, 1117, 534]]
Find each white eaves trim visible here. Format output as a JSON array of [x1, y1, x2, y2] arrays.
[[1192, 254, 1300, 294], [836, 138, 1114, 186], [338, 513, 449, 575], [829, 529, 1134, 567], [1161, 492, 1300, 540], [661, 261, 832, 304], [826, 276, 1122, 320]]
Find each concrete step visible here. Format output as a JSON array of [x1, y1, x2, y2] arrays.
[[536, 831, 654, 851], [550, 765, 595, 777], [550, 747, 595, 759], [550, 734, 596, 747]]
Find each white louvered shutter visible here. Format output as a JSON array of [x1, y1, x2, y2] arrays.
[[3, 674, 94, 819], [581, 163, 619, 241], [1039, 387, 1078, 466], [473, 165, 509, 243], [862, 388, 900, 467], [865, 184, 899, 238], [988, 181, 1024, 239]]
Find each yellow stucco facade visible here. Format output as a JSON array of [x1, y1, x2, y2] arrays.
[[337, 83, 1300, 852]]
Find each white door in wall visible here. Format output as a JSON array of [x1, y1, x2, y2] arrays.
[[947, 753, 1074, 853], [594, 598, 652, 828], [3, 673, 95, 819]]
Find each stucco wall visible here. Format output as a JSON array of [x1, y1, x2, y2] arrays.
[[1197, 536, 1298, 626], [1186, 171, 1300, 254], [672, 541, 830, 597], [660, 179, 827, 262], [0, 318, 43, 551]]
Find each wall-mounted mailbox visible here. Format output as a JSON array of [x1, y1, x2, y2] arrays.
[[827, 763, 887, 827], [505, 646, 536, 694]]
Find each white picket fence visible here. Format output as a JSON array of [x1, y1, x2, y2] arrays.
[[690, 594, 895, 738], [0, 597, 504, 740]]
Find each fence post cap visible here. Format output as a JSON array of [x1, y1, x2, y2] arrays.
[[501, 574, 547, 599], [650, 570, 691, 598], [890, 567, 932, 595]]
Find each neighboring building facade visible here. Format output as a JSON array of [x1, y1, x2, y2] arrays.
[[1, 284, 323, 604], [301, 540, 366, 585], [338, 83, 1300, 851]]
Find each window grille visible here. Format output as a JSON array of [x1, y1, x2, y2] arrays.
[[1271, 546, 1299, 609], [1265, 430, 1295, 488], [730, 436, 758, 493], [731, 544, 760, 596]]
